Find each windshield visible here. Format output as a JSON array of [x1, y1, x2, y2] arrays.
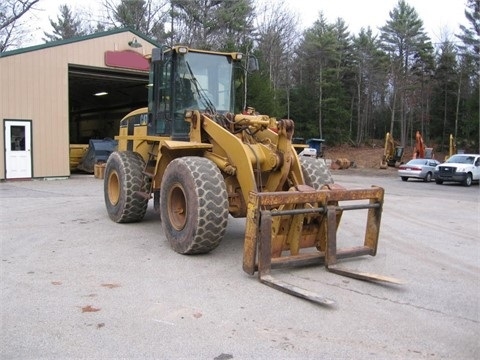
[[446, 155, 475, 164], [177, 52, 234, 113], [408, 159, 427, 165]]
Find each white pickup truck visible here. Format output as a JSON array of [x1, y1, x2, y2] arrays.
[[434, 154, 480, 187]]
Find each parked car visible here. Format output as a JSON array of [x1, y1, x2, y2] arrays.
[[398, 158, 440, 182], [434, 154, 480, 186]]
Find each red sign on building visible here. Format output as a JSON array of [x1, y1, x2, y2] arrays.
[[104, 50, 149, 71]]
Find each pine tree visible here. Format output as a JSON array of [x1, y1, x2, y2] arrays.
[[43, 4, 87, 42], [379, 0, 433, 147]]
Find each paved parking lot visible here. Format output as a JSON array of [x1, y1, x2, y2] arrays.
[[1, 171, 479, 359]]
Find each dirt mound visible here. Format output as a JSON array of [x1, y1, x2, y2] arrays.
[[323, 144, 447, 171], [324, 144, 384, 169]]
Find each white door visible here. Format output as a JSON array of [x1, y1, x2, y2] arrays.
[[4, 120, 32, 179]]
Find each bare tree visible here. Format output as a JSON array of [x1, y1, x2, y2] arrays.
[[0, 0, 39, 52], [352, 27, 389, 145], [255, 0, 298, 93]]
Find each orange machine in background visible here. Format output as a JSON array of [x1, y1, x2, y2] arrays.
[[413, 131, 434, 159]]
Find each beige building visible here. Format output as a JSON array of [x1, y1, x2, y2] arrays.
[[0, 28, 157, 180]]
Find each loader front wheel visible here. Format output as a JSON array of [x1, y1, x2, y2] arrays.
[[160, 157, 229, 254], [104, 151, 149, 223], [299, 157, 334, 189]]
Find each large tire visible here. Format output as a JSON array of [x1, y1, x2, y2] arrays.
[[160, 157, 229, 254], [104, 151, 149, 223], [299, 157, 334, 189]]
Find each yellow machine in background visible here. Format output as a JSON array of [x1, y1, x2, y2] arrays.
[[104, 46, 401, 305], [446, 134, 457, 160], [380, 132, 404, 168]]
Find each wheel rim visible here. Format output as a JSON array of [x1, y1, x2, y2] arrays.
[[168, 183, 187, 231], [107, 171, 120, 206]]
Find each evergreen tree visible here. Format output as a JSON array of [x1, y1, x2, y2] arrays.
[[431, 41, 458, 150], [103, 0, 167, 41], [456, 0, 479, 68], [455, 0, 479, 152], [351, 28, 390, 144], [43, 4, 87, 42], [171, 0, 254, 51], [379, 0, 433, 147], [293, 13, 352, 143]]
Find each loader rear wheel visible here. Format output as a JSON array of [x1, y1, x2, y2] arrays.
[[160, 157, 229, 254], [104, 151, 149, 223], [299, 157, 334, 189]]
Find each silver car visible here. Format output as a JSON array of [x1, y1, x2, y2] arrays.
[[398, 158, 440, 182]]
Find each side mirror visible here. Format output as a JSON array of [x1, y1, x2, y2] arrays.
[[152, 47, 163, 62]]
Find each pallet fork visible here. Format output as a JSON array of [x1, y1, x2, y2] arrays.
[[243, 185, 403, 306]]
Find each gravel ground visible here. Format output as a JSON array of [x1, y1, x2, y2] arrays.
[[1, 172, 479, 359]]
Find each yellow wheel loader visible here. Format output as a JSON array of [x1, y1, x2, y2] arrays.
[[445, 134, 456, 160], [380, 132, 404, 169], [104, 46, 401, 305]]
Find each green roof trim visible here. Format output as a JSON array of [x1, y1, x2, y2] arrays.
[[0, 28, 160, 58]]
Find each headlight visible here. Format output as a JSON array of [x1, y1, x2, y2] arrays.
[[456, 166, 467, 173]]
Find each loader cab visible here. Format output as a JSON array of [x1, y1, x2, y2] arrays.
[[148, 46, 246, 140]]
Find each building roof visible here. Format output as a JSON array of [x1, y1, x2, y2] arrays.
[[0, 27, 160, 58]]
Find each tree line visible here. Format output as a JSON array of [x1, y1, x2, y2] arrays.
[[1, 0, 479, 152]]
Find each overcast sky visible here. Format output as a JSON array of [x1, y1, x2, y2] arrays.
[[26, 0, 468, 47], [285, 0, 468, 44]]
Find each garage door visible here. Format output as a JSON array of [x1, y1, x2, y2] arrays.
[[68, 65, 149, 143]]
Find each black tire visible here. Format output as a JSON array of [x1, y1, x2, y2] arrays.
[[401, 177, 408, 182], [435, 179, 443, 184], [160, 157, 229, 254], [104, 151, 149, 223], [462, 173, 472, 187], [424, 172, 432, 182], [299, 156, 334, 189]]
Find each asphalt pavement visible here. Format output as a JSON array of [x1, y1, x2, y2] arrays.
[[1, 170, 479, 359]]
